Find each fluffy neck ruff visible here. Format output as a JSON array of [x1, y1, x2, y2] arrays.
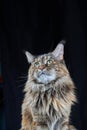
[[24, 76, 76, 121]]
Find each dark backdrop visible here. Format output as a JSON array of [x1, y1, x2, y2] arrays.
[[0, 0, 87, 130]]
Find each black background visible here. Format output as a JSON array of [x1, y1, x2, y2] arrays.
[[0, 0, 87, 130]]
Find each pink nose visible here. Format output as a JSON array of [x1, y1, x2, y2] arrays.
[[39, 65, 45, 70]]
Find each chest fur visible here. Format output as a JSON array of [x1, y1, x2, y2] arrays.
[[27, 88, 70, 120]]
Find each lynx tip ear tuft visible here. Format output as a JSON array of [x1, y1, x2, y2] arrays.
[[59, 40, 66, 45]]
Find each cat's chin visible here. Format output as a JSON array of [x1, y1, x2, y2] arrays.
[[36, 73, 56, 85]]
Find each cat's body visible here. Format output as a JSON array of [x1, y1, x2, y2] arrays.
[[20, 41, 77, 130]]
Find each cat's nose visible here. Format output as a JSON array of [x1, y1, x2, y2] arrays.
[[39, 65, 45, 70]]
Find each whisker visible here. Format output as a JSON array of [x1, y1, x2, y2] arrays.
[[17, 83, 26, 88], [17, 76, 28, 80], [17, 79, 34, 88], [16, 74, 28, 83], [16, 78, 27, 83], [26, 79, 34, 84], [20, 75, 28, 78]]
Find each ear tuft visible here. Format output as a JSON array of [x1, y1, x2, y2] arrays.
[[59, 40, 66, 45], [52, 40, 66, 60], [25, 51, 34, 63]]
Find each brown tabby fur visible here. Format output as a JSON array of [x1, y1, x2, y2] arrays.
[[20, 41, 77, 130]]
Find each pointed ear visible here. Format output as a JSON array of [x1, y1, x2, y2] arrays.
[[52, 40, 66, 60], [25, 51, 34, 63]]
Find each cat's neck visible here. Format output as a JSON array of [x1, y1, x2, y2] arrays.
[[24, 75, 74, 94]]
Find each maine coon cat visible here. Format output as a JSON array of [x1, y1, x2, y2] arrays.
[[20, 40, 77, 130]]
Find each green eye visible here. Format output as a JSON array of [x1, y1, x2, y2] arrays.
[[34, 62, 40, 67], [47, 59, 53, 65]]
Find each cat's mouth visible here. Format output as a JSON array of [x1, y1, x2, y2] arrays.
[[38, 71, 50, 77], [36, 70, 56, 84]]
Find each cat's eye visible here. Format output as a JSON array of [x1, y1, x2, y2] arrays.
[[34, 61, 40, 67], [46, 59, 53, 65]]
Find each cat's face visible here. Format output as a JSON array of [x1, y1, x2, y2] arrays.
[[26, 40, 68, 85], [31, 54, 56, 84], [29, 54, 68, 84]]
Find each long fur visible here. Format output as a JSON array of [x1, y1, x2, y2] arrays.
[[20, 45, 77, 130]]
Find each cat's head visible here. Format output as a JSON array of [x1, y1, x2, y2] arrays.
[[25, 40, 69, 85]]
